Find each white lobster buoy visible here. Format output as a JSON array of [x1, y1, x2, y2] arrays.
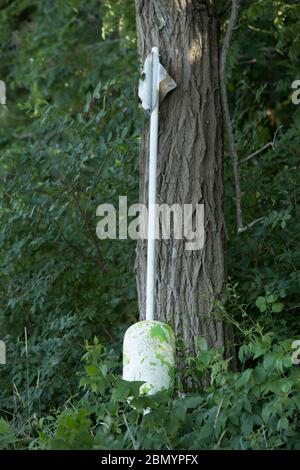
[[123, 321, 175, 395]]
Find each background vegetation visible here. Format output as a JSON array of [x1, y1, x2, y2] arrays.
[[0, 0, 300, 450]]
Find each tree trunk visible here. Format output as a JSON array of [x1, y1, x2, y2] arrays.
[[135, 0, 233, 360]]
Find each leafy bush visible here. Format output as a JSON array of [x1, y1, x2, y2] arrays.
[[29, 334, 300, 451], [0, 0, 139, 415]]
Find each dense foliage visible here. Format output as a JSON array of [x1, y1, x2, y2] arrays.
[[0, 0, 139, 415], [0, 0, 300, 450]]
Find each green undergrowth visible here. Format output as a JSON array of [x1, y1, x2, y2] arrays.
[[2, 329, 300, 451]]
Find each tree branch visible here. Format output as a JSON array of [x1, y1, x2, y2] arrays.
[[58, 177, 106, 272], [220, 1, 272, 235], [239, 126, 282, 165], [237, 217, 263, 234], [220, 0, 242, 231], [71, 189, 106, 272], [218, 0, 232, 18], [122, 412, 137, 450]]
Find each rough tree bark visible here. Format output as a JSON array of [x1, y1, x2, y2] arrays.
[[135, 0, 233, 360]]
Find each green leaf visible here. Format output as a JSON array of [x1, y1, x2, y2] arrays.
[[198, 422, 213, 440], [272, 303, 284, 313], [197, 336, 208, 352], [253, 366, 266, 385], [255, 297, 267, 312], [277, 417, 289, 431], [235, 369, 252, 388]]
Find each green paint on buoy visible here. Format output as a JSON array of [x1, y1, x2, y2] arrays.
[[149, 324, 169, 343]]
